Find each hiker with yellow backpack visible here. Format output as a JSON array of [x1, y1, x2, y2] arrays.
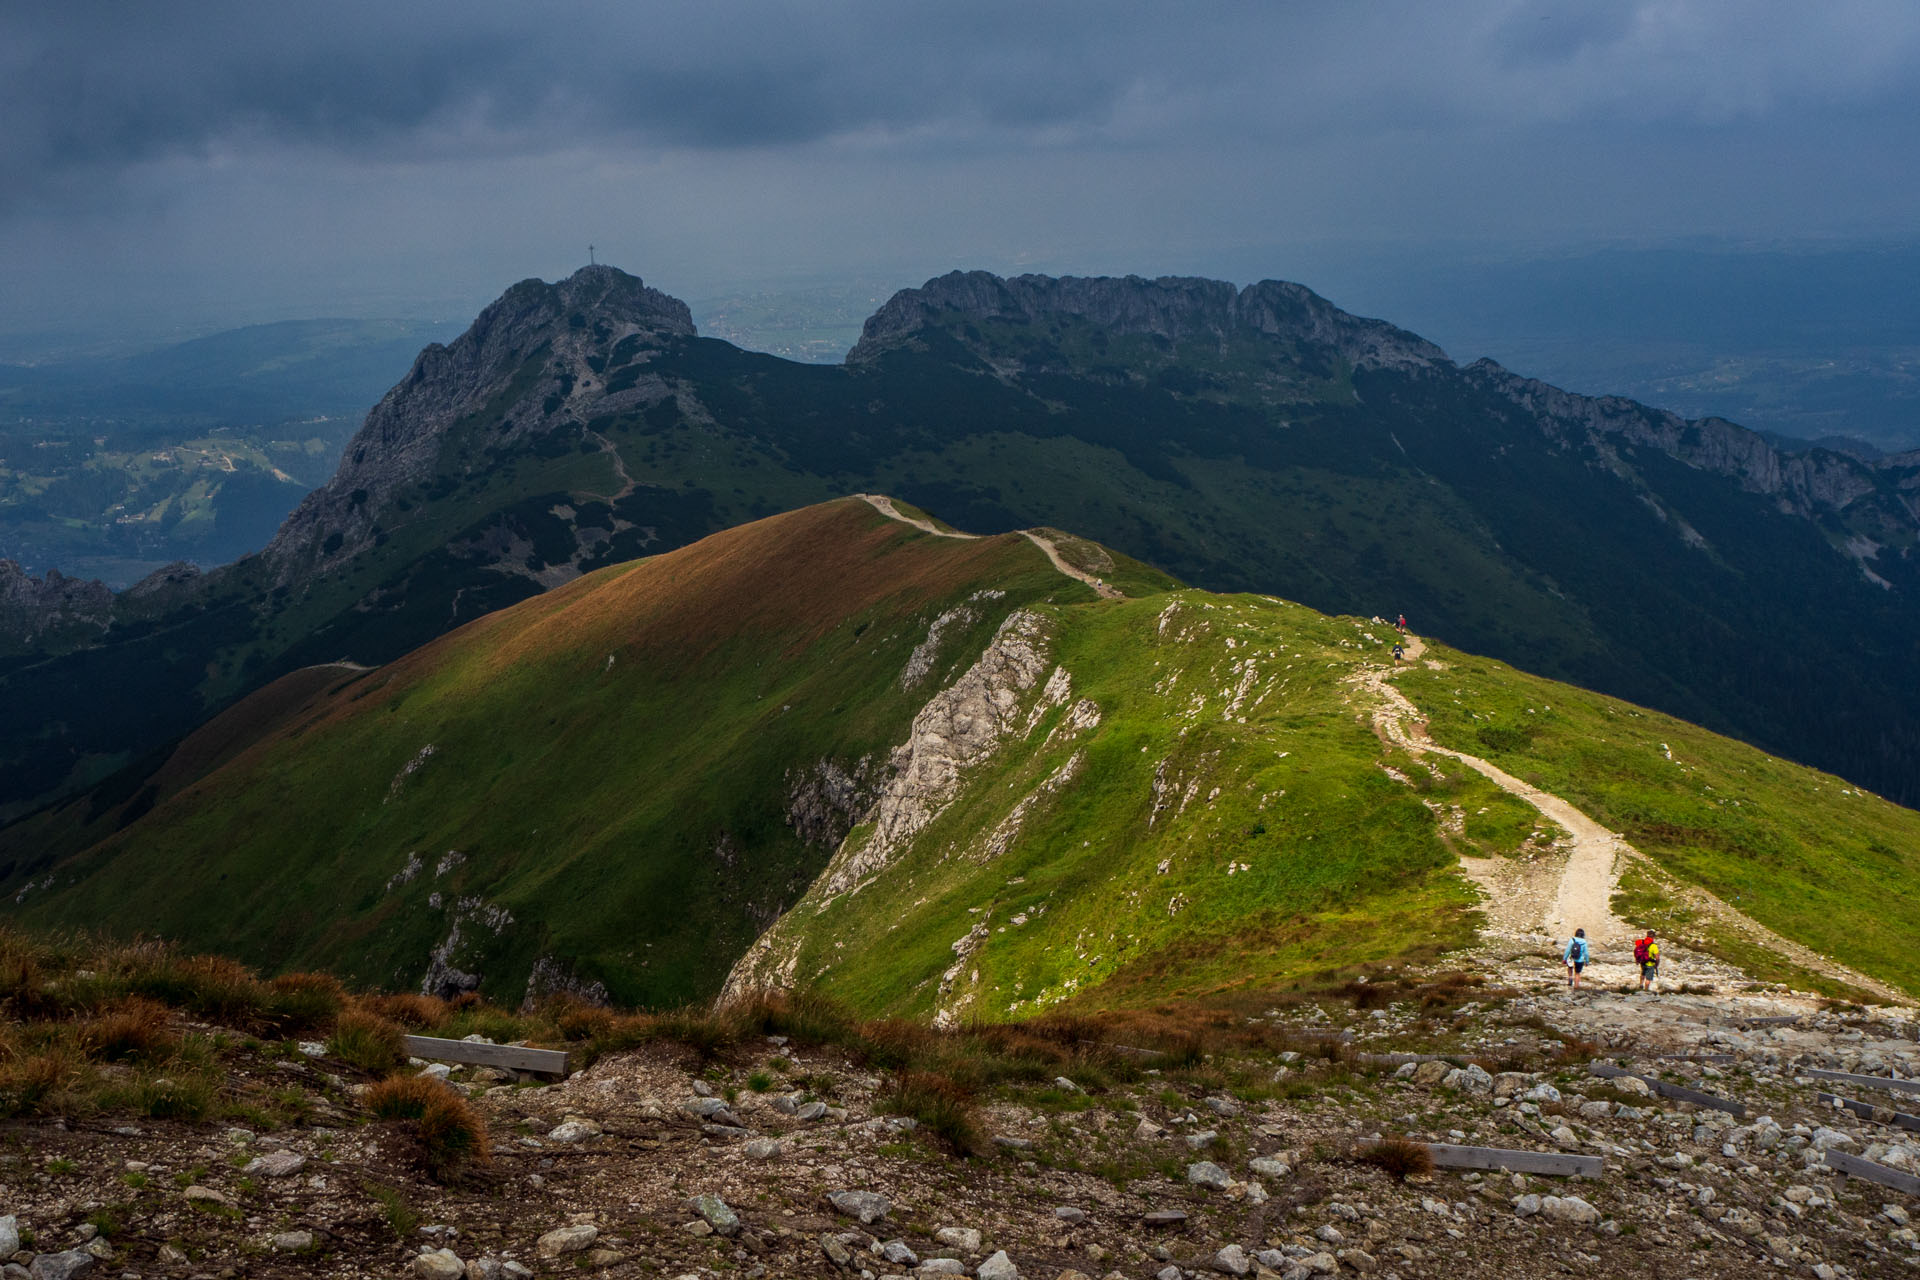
[[1635, 929, 1660, 992]]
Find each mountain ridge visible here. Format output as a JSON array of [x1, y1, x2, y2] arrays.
[[4, 263, 1920, 823], [9, 498, 1920, 1018]]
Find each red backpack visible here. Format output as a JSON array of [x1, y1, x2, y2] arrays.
[[1634, 936, 1651, 964]]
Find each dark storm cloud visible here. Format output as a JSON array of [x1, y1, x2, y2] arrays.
[[0, 0, 1171, 206], [14, 2, 1911, 207], [3, 2, 1919, 336]]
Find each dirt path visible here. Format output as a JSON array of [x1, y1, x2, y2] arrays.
[[1347, 634, 1628, 946], [855, 493, 977, 539], [1018, 530, 1123, 599], [856, 493, 1122, 598], [1349, 634, 1911, 1004], [586, 429, 638, 500]]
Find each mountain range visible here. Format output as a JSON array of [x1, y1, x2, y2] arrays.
[[2, 264, 1917, 831]]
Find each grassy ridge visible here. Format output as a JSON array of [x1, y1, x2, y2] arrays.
[[744, 595, 1481, 1016], [12, 502, 1082, 1004], [15, 497, 1920, 1014], [1397, 647, 1920, 996]]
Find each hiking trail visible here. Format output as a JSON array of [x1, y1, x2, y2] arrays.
[[1351, 633, 1910, 1006], [856, 494, 1122, 599]]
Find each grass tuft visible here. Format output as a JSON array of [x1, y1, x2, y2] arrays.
[[366, 1075, 490, 1181], [875, 1071, 987, 1156], [1356, 1136, 1434, 1181], [327, 1010, 407, 1074]]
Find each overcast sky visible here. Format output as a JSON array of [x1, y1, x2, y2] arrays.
[[5, 0, 1919, 338]]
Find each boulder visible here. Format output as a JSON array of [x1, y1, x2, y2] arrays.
[[935, 1226, 983, 1251], [878, 1239, 918, 1265], [689, 1194, 740, 1237], [414, 1249, 465, 1279], [977, 1251, 1020, 1280], [1212, 1243, 1252, 1275], [245, 1150, 309, 1178], [535, 1224, 598, 1257], [1539, 1196, 1600, 1226], [1443, 1064, 1494, 1093], [829, 1190, 892, 1224], [1187, 1161, 1233, 1190], [27, 1253, 97, 1280], [0, 1217, 15, 1258], [270, 1230, 315, 1252], [548, 1118, 602, 1143]]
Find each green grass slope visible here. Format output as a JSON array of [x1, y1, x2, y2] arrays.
[[14, 498, 1920, 1015], [6, 501, 1090, 1004], [1396, 649, 1920, 997], [728, 593, 1484, 1019]]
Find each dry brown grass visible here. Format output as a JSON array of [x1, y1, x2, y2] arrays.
[[78, 998, 177, 1062], [358, 993, 449, 1029], [1356, 1137, 1434, 1181], [366, 1074, 490, 1182]]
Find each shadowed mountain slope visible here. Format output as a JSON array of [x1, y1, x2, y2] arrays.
[[3, 266, 1919, 827]]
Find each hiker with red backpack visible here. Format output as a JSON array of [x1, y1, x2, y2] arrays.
[[1634, 929, 1661, 991]]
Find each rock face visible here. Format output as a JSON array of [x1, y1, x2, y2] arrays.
[[848, 271, 1447, 373], [262, 265, 694, 582], [820, 610, 1050, 900], [721, 608, 1050, 1001], [0, 560, 112, 649], [1464, 359, 1920, 563]]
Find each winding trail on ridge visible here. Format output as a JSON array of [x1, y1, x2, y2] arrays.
[[855, 493, 1122, 599], [1351, 635, 1910, 1004]]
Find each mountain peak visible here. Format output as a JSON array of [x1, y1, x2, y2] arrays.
[[259, 266, 693, 578], [846, 269, 1447, 371]]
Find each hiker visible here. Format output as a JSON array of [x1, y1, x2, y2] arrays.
[[1392, 643, 1404, 662], [1563, 928, 1590, 990], [1396, 613, 1407, 633], [1635, 928, 1661, 992]]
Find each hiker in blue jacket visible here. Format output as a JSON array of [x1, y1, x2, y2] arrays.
[[1563, 928, 1590, 990]]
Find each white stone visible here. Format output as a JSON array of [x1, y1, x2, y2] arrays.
[[976, 1251, 1020, 1280], [1212, 1243, 1252, 1275], [1187, 1160, 1233, 1190], [414, 1248, 465, 1279], [536, 1224, 598, 1257]]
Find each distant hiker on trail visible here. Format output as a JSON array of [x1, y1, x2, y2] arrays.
[[1563, 928, 1590, 989], [1396, 613, 1407, 633], [1392, 643, 1404, 662], [1635, 929, 1661, 992]]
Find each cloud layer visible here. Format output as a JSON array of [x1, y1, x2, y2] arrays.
[[5, 1, 1919, 331]]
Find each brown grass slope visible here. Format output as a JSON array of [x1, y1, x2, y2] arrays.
[[2, 499, 1104, 1005]]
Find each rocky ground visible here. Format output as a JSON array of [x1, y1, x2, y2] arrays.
[[4, 940, 1918, 1280]]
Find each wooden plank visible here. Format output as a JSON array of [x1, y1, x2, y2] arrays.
[[403, 1034, 568, 1076], [1826, 1149, 1920, 1197], [1587, 1063, 1747, 1117], [1818, 1093, 1920, 1135], [1421, 1142, 1603, 1179], [1803, 1068, 1920, 1097]]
